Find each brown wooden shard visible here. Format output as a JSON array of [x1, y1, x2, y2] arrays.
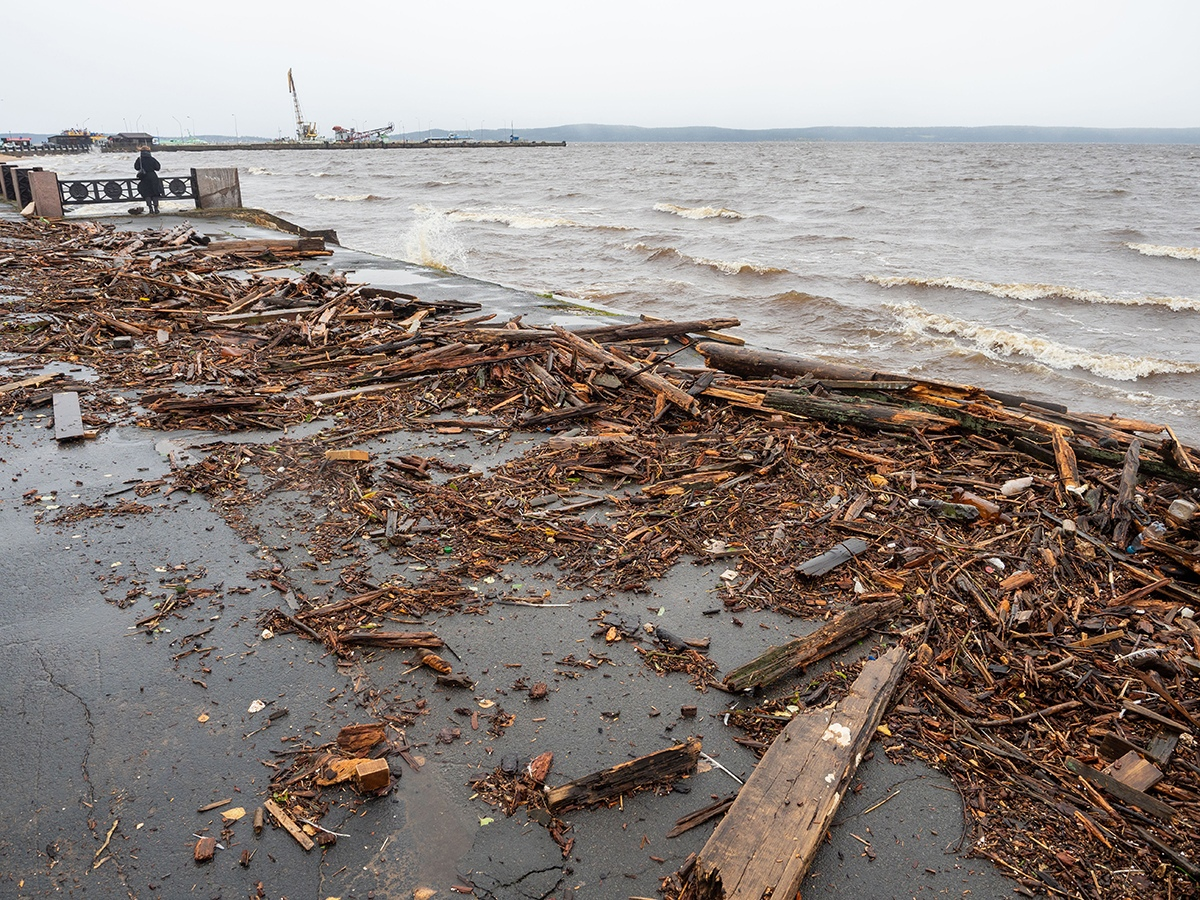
[[691, 646, 907, 900], [723, 598, 903, 693]]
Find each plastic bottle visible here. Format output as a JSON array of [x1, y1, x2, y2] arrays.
[[951, 487, 1004, 522], [1166, 499, 1197, 527]]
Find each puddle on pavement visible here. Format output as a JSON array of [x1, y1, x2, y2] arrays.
[[0, 355, 100, 383], [341, 267, 432, 287]]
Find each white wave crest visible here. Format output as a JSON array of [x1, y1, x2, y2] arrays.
[[1126, 242, 1200, 261], [314, 193, 385, 202], [886, 302, 1200, 381], [628, 242, 786, 276], [246, 166, 276, 176], [445, 208, 580, 229], [654, 202, 744, 220], [309, 172, 332, 177], [867, 274, 1200, 313]]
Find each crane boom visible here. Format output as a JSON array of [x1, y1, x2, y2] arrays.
[[287, 68, 319, 142]]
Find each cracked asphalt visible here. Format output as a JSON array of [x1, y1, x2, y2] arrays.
[[0, 210, 1016, 899]]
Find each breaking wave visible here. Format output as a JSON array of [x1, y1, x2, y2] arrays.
[[314, 193, 386, 202], [629, 242, 787, 276], [654, 202, 745, 220], [1126, 243, 1200, 261], [401, 207, 466, 272], [445, 209, 584, 229], [246, 166, 277, 176], [867, 274, 1200, 312], [886, 302, 1200, 381]]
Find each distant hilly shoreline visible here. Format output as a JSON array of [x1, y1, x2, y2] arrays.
[[12, 124, 1200, 144], [521, 124, 1200, 144]]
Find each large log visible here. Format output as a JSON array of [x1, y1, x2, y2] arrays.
[[544, 738, 701, 812], [723, 598, 904, 693], [692, 646, 908, 900], [763, 389, 958, 432]]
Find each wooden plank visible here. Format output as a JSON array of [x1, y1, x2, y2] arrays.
[[545, 738, 701, 812], [692, 646, 908, 900], [1102, 750, 1163, 792], [52, 391, 85, 441], [0, 373, 60, 396], [723, 598, 903, 693], [262, 798, 315, 851], [1065, 757, 1176, 821]]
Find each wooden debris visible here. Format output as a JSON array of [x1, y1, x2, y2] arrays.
[[723, 598, 904, 692], [354, 758, 391, 792], [262, 799, 315, 851], [194, 836, 216, 862], [545, 738, 702, 812], [691, 647, 907, 900], [336, 723, 387, 755]]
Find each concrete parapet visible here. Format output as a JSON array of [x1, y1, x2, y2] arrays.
[[191, 167, 242, 209]]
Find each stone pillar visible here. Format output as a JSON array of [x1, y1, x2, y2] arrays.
[[191, 167, 242, 209], [28, 171, 63, 218]]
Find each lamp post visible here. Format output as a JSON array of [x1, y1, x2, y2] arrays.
[[172, 116, 183, 139], [187, 116, 194, 138], [232, 114, 238, 142]]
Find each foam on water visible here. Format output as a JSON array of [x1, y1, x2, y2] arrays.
[[887, 302, 1200, 381], [314, 193, 386, 202], [868, 274, 1200, 312], [629, 242, 787, 276], [653, 202, 745, 220], [1126, 243, 1200, 261]]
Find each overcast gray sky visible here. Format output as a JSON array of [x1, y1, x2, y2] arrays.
[[6, 0, 1198, 137]]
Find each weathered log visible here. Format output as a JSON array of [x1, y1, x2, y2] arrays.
[[692, 646, 908, 900], [573, 318, 740, 342], [1113, 439, 1142, 549], [723, 598, 903, 693], [544, 738, 701, 812], [763, 389, 957, 432], [338, 631, 445, 649]]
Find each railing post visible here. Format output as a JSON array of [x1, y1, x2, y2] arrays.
[[0, 164, 12, 202], [28, 171, 63, 218]]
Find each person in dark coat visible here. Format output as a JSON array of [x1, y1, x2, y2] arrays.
[[134, 145, 163, 213]]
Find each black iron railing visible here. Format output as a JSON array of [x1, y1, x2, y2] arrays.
[[57, 174, 197, 206]]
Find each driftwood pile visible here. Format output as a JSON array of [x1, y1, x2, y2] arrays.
[[4, 216, 1200, 898]]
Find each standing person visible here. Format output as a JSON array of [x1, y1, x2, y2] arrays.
[[134, 145, 163, 214]]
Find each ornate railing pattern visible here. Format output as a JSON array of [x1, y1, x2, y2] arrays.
[[57, 174, 197, 206]]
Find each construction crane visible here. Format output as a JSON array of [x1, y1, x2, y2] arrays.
[[332, 122, 394, 143], [287, 68, 319, 142]]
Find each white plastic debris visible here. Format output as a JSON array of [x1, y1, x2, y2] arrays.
[[260, 628, 275, 641], [1001, 476, 1034, 496], [247, 699, 266, 714]]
